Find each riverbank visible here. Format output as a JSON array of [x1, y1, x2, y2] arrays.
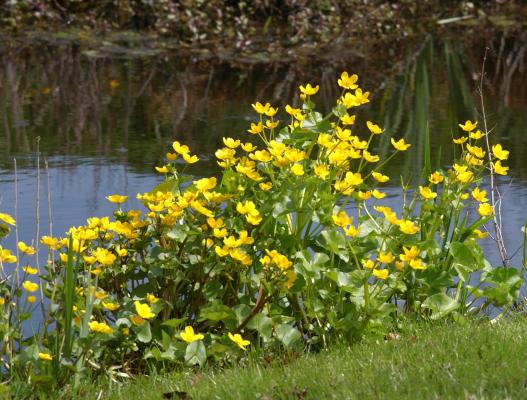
[[7, 317, 527, 399], [1, 1, 526, 63]]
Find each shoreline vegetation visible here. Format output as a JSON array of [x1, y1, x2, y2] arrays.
[[1, 2, 527, 398], [1, 69, 526, 398], [1, 1, 526, 62]]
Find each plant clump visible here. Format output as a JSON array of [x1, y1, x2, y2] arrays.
[[0, 72, 521, 388]]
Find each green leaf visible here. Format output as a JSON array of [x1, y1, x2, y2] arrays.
[[161, 318, 186, 329], [166, 225, 189, 242], [481, 267, 522, 306], [185, 340, 206, 366], [422, 293, 459, 319], [318, 229, 349, 262], [199, 304, 236, 323], [233, 304, 252, 325], [449, 242, 476, 269], [275, 324, 301, 348], [247, 313, 273, 339], [326, 270, 351, 287], [136, 321, 152, 343]]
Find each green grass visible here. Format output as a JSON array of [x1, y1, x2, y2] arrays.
[[7, 318, 527, 399]]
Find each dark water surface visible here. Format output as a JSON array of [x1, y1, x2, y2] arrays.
[[0, 34, 526, 271]]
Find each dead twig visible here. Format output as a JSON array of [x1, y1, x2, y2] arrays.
[[478, 48, 509, 266]]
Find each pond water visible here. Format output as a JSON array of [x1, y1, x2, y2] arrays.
[[0, 33, 526, 275]]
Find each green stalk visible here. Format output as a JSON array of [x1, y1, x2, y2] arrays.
[[63, 236, 76, 359]]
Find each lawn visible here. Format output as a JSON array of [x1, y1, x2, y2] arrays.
[[17, 317, 524, 400]]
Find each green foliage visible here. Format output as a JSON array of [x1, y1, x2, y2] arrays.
[[0, 71, 522, 390]]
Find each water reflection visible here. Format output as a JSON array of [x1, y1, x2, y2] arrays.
[[0, 33, 526, 270]]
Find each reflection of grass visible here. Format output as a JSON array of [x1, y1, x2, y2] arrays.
[[25, 317, 527, 399]]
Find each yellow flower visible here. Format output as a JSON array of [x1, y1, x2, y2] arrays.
[[116, 247, 128, 257], [363, 150, 379, 163], [180, 326, 204, 343], [453, 137, 467, 145], [18, 241, 36, 255], [400, 246, 419, 261], [93, 247, 116, 266], [466, 154, 483, 166], [332, 211, 352, 227], [166, 152, 178, 161], [172, 141, 190, 155], [391, 138, 411, 151], [456, 171, 474, 183], [266, 120, 279, 129], [358, 191, 372, 201], [134, 301, 155, 319], [95, 291, 108, 300], [247, 121, 264, 135], [251, 102, 270, 114], [155, 166, 169, 173], [146, 293, 159, 304], [259, 182, 273, 191], [340, 114, 356, 125], [492, 144, 509, 161], [472, 187, 488, 203], [38, 352, 53, 361], [291, 163, 304, 176], [409, 258, 426, 270], [27, 296, 36, 304], [345, 172, 363, 186], [459, 120, 478, 132], [372, 269, 389, 280], [378, 252, 394, 264], [0, 212, 15, 226], [299, 83, 319, 96], [40, 235, 59, 248], [344, 225, 359, 237], [467, 144, 485, 159], [366, 121, 383, 135], [372, 189, 386, 199], [362, 259, 376, 269], [399, 220, 419, 235], [183, 154, 199, 164], [102, 302, 120, 311], [106, 194, 128, 204], [223, 137, 240, 149], [473, 229, 489, 239], [265, 107, 278, 117], [228, 332, 251, 350], [429, 172, 444, 185], [22, 281, 39, 292], [470, 130, 485, 140], [22, 265, 38, 275], [285, 105, 301, 116], [0, 298, 5, 306], [194, 177, 217, 192], [337, 72, 358, 90], [478, 203, 493, 217], [372, 172, 389, 183], [492, 160, 509, 176], [419, 186, 437, 200], [130, 315, 145, 326], [241, 142, 257, 152], [89, 321, 113, 334]]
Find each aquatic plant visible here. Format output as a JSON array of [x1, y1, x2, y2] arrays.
[[0, 72, 522, 387]]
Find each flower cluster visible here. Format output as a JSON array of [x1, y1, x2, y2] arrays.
[[0, 72, 520, 385]]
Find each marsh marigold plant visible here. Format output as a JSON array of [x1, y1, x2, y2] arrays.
[[0, 72, 522, 386]]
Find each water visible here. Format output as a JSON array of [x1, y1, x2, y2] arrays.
[[0, 33, 526, 274]]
